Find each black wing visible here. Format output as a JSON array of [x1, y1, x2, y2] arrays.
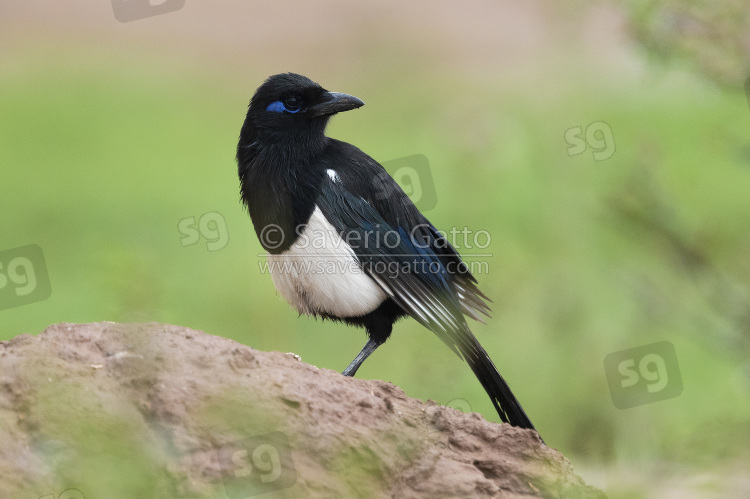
[[315, 165, 536, 430], [318, 140, 493, 323]]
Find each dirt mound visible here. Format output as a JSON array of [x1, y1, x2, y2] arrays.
[[0, 323, 603, 498]]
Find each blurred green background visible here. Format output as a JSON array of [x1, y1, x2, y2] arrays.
[[1, 0, 749, 496]]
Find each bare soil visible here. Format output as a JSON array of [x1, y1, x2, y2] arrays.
[[0, 323, 604, 498]]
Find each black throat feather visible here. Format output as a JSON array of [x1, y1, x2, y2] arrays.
[[237, 116, 329, 254]]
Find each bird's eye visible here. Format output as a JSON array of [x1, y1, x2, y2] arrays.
[[284, 96, 302, 111], [266, 97, 302, 114]]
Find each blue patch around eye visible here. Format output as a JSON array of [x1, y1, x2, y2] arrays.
[[266, 101, 301, 113]]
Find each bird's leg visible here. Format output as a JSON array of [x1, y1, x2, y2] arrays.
[[342, 338, 383, 377]]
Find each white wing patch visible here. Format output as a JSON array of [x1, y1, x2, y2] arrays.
[[326, 169, 341, 183], [267, 206, 387, 317]]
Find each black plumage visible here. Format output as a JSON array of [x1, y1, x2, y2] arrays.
[[236, 73, 539, 435]]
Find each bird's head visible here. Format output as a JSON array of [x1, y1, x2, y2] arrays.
[[239, 73, 364, 149]]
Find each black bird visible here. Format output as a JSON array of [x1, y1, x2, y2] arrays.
[[236, 73, 538, 435]]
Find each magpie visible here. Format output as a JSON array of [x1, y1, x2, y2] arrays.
[[236, 73, 539, 435]]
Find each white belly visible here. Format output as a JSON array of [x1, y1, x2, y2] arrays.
[[267, 206, 387, 317]]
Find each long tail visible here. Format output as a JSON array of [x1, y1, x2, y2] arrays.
[[460, 335, 540, 437]]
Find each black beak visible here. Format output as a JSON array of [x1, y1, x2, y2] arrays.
[[307, 92, 364, 118]]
